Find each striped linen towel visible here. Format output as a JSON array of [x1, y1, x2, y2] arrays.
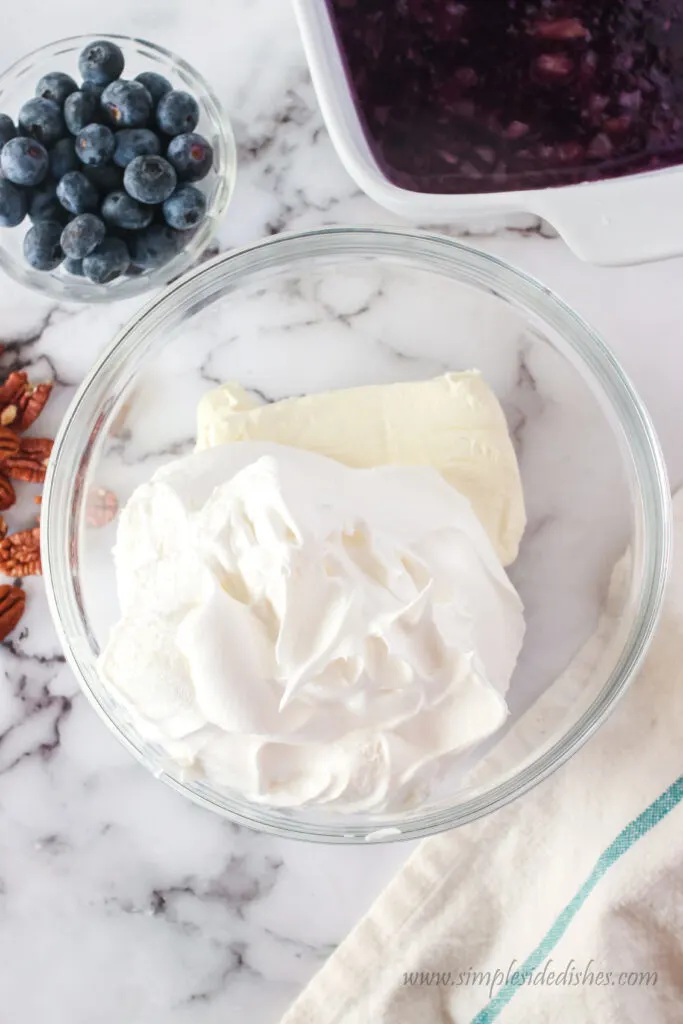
[[281, 493, 683, 1024]]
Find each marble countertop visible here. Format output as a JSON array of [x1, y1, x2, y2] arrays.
[[1, 4, 682, 1022]]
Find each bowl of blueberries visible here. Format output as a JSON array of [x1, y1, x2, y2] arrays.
[[0, 34, 236, 301]]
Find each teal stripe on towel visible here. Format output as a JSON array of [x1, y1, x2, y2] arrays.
[[472, 774, 683, 1024]]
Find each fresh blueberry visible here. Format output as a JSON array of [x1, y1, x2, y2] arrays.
[[82, 236, 129, 283], [75, 123, 115, 166], [18, 98, 65, 147], [1, 137, 49, 186], [0, 179, 27, 227], [128, 223, 180, 269], [63, 256, 84, 276], [60, 213, 106, 258], [166, 132, 213, 182], [113, 128, 160, 168], [84, 162, 123, 194], [156, 91, 199, 135], [123, 154, 176, 204], [162, 185, 206, 230], [56, 170, 98, 214], [36, 71, 78, 106], [134, 71, 172, 105], [101, 80, 152, 129], [64, 90, 99, 135], [78, 40, 125, 87], [0, 114, 16, 151], [28, 181, 65, 223], [81, 80, 106, 101], [23, 220, 64, 270], [49, 137, 78, 179], [101, 190, 154, 230]]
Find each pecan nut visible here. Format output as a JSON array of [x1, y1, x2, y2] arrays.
[[0, 527, 41, 577], [0, 371, 28, 407], [0, 584, 26, 641], [0, 426, 20, 459], [16, 382, 53, 432], [0, 472, 16, 511], [0, 375, 53, 434], [85, 488, 119, 528], [2, 437, 53, 484]]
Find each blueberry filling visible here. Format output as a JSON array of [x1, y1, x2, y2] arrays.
[[328, 0, 683, 194]]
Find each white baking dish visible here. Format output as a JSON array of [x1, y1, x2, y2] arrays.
[[293, 0, 683, 266]]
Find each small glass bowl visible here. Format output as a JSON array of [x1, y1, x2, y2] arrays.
[[42, 227, 671, 842], [0, 34, 236, 302]]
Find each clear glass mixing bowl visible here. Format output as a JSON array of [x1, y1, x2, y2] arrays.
[[42, 227, 671, 842]]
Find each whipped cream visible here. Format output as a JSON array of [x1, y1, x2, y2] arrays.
[[100, 441, 525, 813]]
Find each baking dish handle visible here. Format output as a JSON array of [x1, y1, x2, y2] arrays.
[[532, 170, 683, 266]]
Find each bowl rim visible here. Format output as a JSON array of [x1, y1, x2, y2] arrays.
[[42, 225, 672, 842], [0, 32, 236, 303]]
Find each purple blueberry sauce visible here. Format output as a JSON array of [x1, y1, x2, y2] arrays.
[[327, 0, 683, 193]]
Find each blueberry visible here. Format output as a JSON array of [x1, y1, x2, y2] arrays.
[[64, 90, 99, 135], [23, 220, 64, 270], [0, 179, 27, 227], [113, 128, 160, 168], [1, 137, 49, 186], [156, 91, 199, 135], [84, 163, 123, 194], [18, 98, 65, 147], [28, 181, 65, 223], [63, 256, 84, 276], [166, 132, 213, 182], [0, 114, 16, 151], [134, 71, 172, 105], [101, 190, 153, 230], [78, 40, 125, 87], [81, 80, 106, 102], [123, 154, 176, 204], [75, 123, 115, 166], [162, 185, 206, 230], [56, 170, 98, 214], [101, 80, 152, 129], [36, 71, 78, 106], [60, 213, 106, 258], [128, 223, 181, 269], [82, 236, 129, 283], [49, 137, 77, 179]]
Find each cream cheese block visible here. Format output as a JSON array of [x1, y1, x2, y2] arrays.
[[196, 371, 525, 565]]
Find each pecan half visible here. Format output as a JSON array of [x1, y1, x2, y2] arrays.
[[0, 472, 16, 511], [0, 426, 20, 459], [0, 527, 41, 577], [2, 437, 53, 484], [16, 382, 53, 432], [85, 488, 118, 528], [0, 371, 28, 407], [0, 375, 53, 434], [0, 516, 7, 540], [0, 584, 26, 641]]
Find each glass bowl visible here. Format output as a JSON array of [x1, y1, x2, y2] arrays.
[[42, 227, 671, 842], [0, 34, 236, 302]]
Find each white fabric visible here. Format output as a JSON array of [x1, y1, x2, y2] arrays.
[[280, 493, 683, 1024]]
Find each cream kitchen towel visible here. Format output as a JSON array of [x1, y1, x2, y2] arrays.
[[281, 493, 683, 1024]]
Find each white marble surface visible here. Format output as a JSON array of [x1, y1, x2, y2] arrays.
[[0, 3, 682, 1022]]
